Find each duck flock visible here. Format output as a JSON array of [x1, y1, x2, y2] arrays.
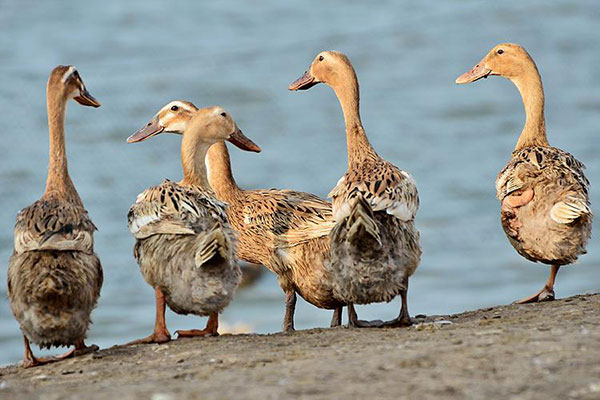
[[7, 44, 592, 368]]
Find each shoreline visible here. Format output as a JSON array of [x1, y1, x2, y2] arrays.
[[1, 294, 598, 399]]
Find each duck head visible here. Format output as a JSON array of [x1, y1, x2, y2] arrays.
[[128, 101, 261, 152], [455, 43, 536, 84], [48, 65, 100, 107], [127, 100, 198, 143], [288, 50, 356, 91]]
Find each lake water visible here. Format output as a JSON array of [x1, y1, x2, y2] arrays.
[[0, 0, 598, 365]]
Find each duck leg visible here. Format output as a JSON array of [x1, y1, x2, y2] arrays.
[[515, 265, 560, 304], [177, 312, 219, 338], [381, 277, 412, 328], [21, 335, 99, 368], [282, 290, 296, 332], [127, 287, 171, 345], [330, 306, 343, 327], [22, 336, 49, 368], [347, 304, 384, 328]]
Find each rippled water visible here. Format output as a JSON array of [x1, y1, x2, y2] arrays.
[[0, 0, 598, 365]]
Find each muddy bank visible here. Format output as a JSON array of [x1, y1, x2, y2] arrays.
[[0, 294, 598, 400]]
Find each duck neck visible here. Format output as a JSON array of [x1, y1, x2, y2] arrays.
[[331, 70, 377, 167], [180, 131, 212, 189], [43, 86, 80, 204], [206, 141, 241, 203], [512, 64, 549, 151]]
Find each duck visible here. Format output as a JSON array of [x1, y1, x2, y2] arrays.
[[126, 101, 260, 344], [7, 65, 103, 368], [456, 43, 592, 303], [289, 51, 422, 327], [206, 140, 345, 331]]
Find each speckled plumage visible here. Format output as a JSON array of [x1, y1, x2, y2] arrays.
[[496, 146, 592, 265], [289, 51, 421, 312], [207, 142, 342, 313], [129, 180, 241, 317], [9, 200, 102, 349], [224, 187, 339, 309], [456, 43, 593, 303], [328, 158, 421, 304], [8, 66, 102, 360]]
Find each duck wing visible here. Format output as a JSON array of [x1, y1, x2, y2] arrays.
[[14, 199, 96, 255], [241, 189, 335, 247], [329, 159, 419, 223], [128, 179, 228, 239]]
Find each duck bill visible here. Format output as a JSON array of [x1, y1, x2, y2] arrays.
[[288, 71, 318, 91], [227, 127, 261, 152], [127, 117, 164, 143], [455, 58, 493, 84], [74, 88, 101, 108]]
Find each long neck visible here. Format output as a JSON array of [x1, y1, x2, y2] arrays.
[[43, 86, 80, 203], [206, 141, 241, 202], [180, 131, 211, 189], [330, 69, 377, 166], [511, 63, 549, 151]]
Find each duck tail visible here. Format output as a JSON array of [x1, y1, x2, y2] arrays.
[[345, 195, 382, 247], [195, 224, 231, 268]]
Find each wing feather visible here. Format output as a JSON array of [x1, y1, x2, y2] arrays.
[[14, 199, 96, 254]]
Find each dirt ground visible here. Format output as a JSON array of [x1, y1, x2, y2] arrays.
[[0, 294, 598, 400]]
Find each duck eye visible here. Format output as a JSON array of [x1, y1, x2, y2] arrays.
[[220, 112, 227, 117], [318, 55, 324, 62], [171, 105, 179, 111], [497, 49, 504, 55]]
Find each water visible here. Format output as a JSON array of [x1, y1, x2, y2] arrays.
[[0, 0, 599, 365]]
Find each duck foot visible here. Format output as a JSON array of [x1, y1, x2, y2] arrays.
[[22, 355, 62, 369], [126, 331, 171, 345], [514, 265, 559, 304], [514, 288, 555, 304], [347, 304, 384, 328], [177, 312, 219, 338], [72, 339, 99, 356], [21, 337, 97, 368], [380, 316, 412, 328]]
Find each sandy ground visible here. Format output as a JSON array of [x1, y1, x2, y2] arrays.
[[0, 294, 598, 400]]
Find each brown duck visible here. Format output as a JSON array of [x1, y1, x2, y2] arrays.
[[290, 51, 422, 327], [456, 43, 592, 303], [8, 66, 103, 368], [126, 101, 260, 344], [207, 141, 345, 331]]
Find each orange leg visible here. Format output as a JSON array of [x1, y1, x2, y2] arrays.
[[127, 287, 171, 345], [176, 312, 219, 338], [21, 336, 98, 369], [515, 265, 560, 304]]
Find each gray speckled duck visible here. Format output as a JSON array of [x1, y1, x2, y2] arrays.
[[8, 66, 103, 368], [456, 43, 592, 303], [126, 102, 260, 344], [290, 51, 421, 328]]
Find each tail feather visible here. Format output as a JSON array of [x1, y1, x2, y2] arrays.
[[345, 195, 381, 247], [195, 224, 231, 268]]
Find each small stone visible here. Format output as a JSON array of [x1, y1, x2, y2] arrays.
[[61, 370, 76, 375], [177, 359, 185, 364]]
